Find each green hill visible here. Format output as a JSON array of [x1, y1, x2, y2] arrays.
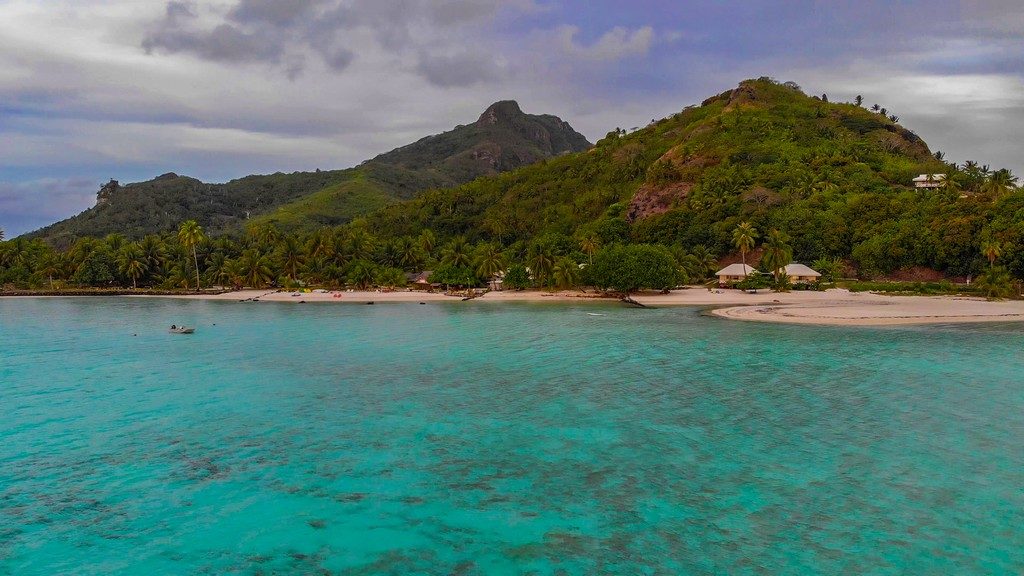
[[27, 101, 591, 247], [362, 78, 1020, 278]]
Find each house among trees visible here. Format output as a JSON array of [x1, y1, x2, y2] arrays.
[[913, 174, 946, 189], [782, 263, 821, 283], [716, 263, 756, 284], [406, 271, 436, 289]]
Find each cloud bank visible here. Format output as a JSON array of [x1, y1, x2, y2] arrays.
[[0, 0, 1021, 236]]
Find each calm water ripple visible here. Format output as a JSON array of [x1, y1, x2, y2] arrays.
[[1, 298, 1023, 574]]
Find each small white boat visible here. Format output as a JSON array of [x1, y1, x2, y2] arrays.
[[169, 325, 195, 334], [587, 313, 606, 316]]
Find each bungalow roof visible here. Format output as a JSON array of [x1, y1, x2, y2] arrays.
[[716, 263, 755, 276]]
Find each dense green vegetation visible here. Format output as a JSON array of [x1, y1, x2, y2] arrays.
[[356, 78, 1023, 282], [4, 79, 1022, 297], [0, 220, 693, 294], [25, 101, 591, 247]]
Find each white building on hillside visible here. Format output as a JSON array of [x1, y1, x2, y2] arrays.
[[913, 174, 946, 189]]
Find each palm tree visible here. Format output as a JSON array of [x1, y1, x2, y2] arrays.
[[0, 227, 5, 242], [276, 236, 304, 282], [813, 180, 839, 195], [981, 241, 1002, 269], [375, 267, 407, 288], [116, 243, 148, 289], [378, 239, 403, 269], [330, 232, 351, 268], [347, 229, 376, 261], [239, 249, 273, 288], [962, 160, 987, 191], [441, 237, 472, 268], [396, 236, 422, 271], [474, 244, 505, 287], [177, 220, 204, 290], [811, 256, 843, 283], [976, 267, 1014, 299], [761, 229, 793, 284], [305, 232, 333, 262], [871, 104, 881, 112], [732, 222, 759, 272], [528, 245, 555, 287], [205, 252, 231, 287], [418, 229, 436, 260], [940, 176, 962, 194], [224, 259, 246, 290], [164, 263, 192, 289], [36, 252, 62, 289], [301, 255, 330, 286], [140, 235, 168, 281], [579, 233, 601, 265], [690, 244, 718, 279], [854, 95, 863, 107], [552, 257, 580, 290], [982, 169, 1018, 196], [103, 233, 128, 251], [245, 222, 280, 249], [675, 253, 703, 285], [347, 260, 376, 289]]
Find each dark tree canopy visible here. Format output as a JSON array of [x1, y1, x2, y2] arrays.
[[586, 245, 680, 294]]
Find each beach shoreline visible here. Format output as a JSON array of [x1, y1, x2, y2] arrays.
[[104, 287, 1024, 326]]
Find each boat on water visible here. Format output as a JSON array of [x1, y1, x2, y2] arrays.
[[169, 325, 195, 334]]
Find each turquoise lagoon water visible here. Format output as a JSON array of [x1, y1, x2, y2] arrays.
[[1, 297, 1023, 575]]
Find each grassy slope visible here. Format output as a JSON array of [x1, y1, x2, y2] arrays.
[[249, 170, 397, 229]]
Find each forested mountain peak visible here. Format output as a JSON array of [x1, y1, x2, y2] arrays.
[[365, 100, 591, 175], [477, 100, 524, 125], [26, 101, 591, 246]]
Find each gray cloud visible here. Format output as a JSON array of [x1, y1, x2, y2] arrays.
[[228, 0, 327, 27], [416, 51, 502, 88], [143, 2, 291, 66], [557, 25, 655, 62], [165, 1, 196, 24], [425, 0, 503, 25], [140, 0, 518, 80], [318, 46, 355, 71]]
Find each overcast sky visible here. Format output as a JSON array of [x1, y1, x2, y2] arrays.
[[2, 0, 1022, 236]]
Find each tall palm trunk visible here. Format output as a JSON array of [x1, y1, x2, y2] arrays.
[[192, 245, 200, 290]]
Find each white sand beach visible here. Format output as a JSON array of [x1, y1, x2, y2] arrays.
[[138, 287, 1024, 326], [142, 289, 462, 303], [708, 295, 1024, 326]]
